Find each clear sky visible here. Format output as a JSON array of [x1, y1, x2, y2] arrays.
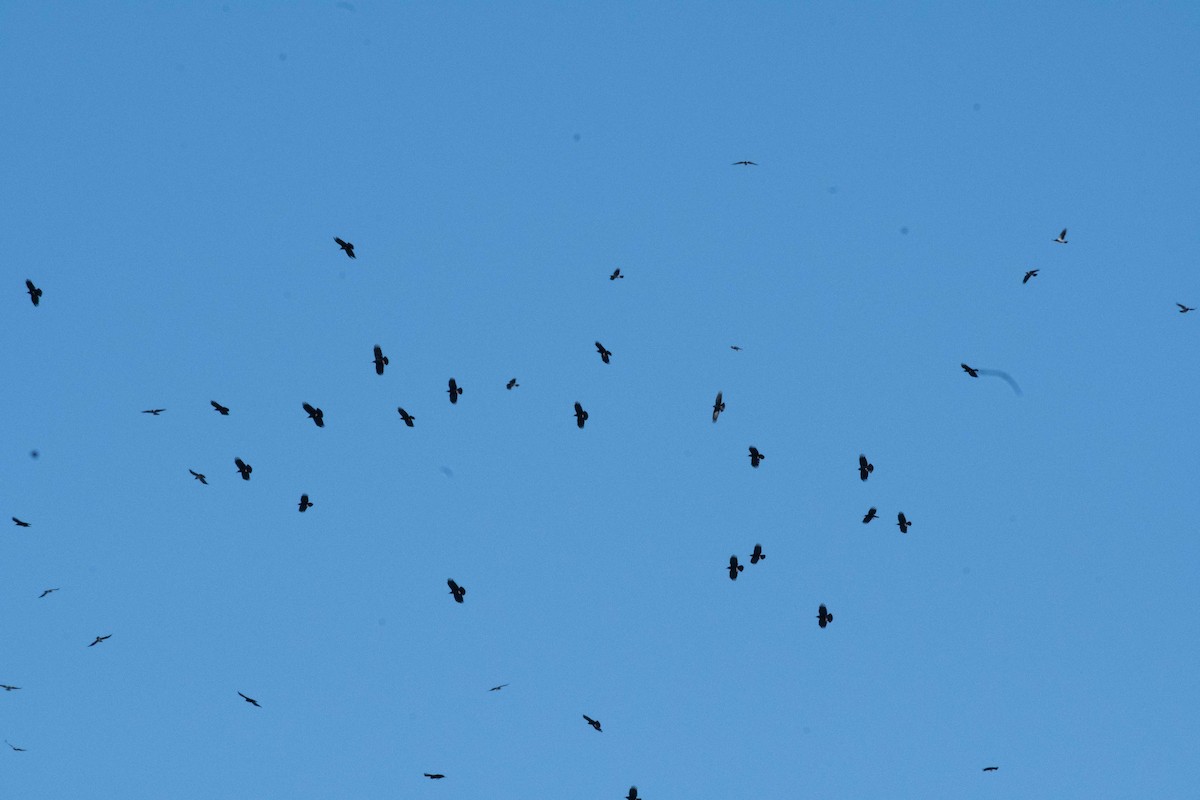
[[4, 2, 1199, 798]]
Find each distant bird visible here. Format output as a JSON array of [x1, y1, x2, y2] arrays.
[[961, 363, 979, 378], [595, 341, 612, 364], [712, 391, 725, 423], [748, 446, 765, 468], [396, 407, 416, 427], [732, 160, 758, 166], [582, 714, 602, 732], [627, 787, 640, 800], [5, 740, 26, 752], [142, 408, 166, 415], [982, 766, 999, 772], [750, 543, 766, 564], [1177, 303, 1195, 313], [858, 454, 874, 482], [817, 604, 833, 628], [1023, 269, 1039, 284], [506, 378, 519, 390], [302, 402, 325, 427], [238, 691, 261, 707], [862, 507, 878, 524], [609, 268, 624, 280], [447, 378, 463, 404], [234, 458, 252, 481], [12, 517, 30, 528], [298, 494, 313, 513], [29, 450, 38, 459], [730, 345, 743, 351], [210, 400, 230, 415], [897, 512, 912, 533], [489, 684, 509, 692], [88, 634, 111, 647], [0, 685, 19, 691], [447, 579, 466, 603], [1053, 228, 1068, 244], [574, 402, 589, 429], [373, 344, 389, 375], [334, 236, 356, 258], [424, 774, 445, 780], [189, 469, 208, 485], [38, 588, 58, 598], [25, 279, 42, 306], [727, 555, 744, 580]]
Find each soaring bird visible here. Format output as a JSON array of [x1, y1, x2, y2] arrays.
[[897, 512, 912, 533], [373, 345, 389, 375], [12, 518, 30, 527], [961, 363, 979, 378], [447, 579, 466, 603], [396, 407, 416, 427], [595, 341, 612, 364], [506, 378, 519, 390], [142, 409, 166, 415], [334, 236, 355, 258], [982, 766, 999, 772], [582, 714, 602, 732], [1177, 303, 1195, 313], [0, 685, 19, 691], [712, 391, 725, 423], [25, 279, 42, 306], [302, 402, 325, 427], [5, 740, 26, 752], [1023, 269, 1039, 284], [609, 268, 624, 280], [38, 588, 58, 598], [750, 543, 766, 564], [88, 634, 111, 647], [238, 692, 261, 707], [858, 454, 874, 482], [424, 774, 445, 780], [488, 684, 509, 692], [574, 402, 589, 429], [298, 494, 313, 513], [234, 458, 252, 481], [211, 401, 230, 415], [862, 507, 878, 524], [748, 446, 765, 468], [627, 787, 640, 800], [189, 469, 208, 485], [1053, 228, 1068, 244], [732, 160, 758, 166], [727, 555, 744, 580], [730, 345, 743, 351], [447, 378, 463, 404], [817, 604, 833, 628]]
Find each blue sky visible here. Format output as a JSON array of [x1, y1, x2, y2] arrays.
[[3, 2, 1199, 797]]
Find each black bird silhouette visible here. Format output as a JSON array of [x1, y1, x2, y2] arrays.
[[88, 634, 111, 647], [730, 345, 743, 351], [750, 543, 766, 564], [748, 446, 765, 468], [25, 279, 42, 306], [334, 236, 355, 258], [12, 517, 30, 527], [234, 458, 252, 481], [0, 685, 19, 691], [817, 604, 833, 628], [627, 787, 640, 800], [189, 469, 208, 485], [609, 268, 624, 280], [5, 740, 26, 752], [1177, 303, 1195, 313], [582, 714, 602, 732], [858, 454, 874, 482], [1053, 228, 1068, 244], [424, 774, 445, 780], [727, 555, 744, 580], [862, 507, 878, 524], [142, 408, 166, 415], [595, 341, 612, 364], [447, 579, 466, 603], [712, 391, 725, 423], [489, 684, 509, 692], [506, 378, 519, 390], [373, 345, 389, 375], [298, 494, 313, 513], [574, 402, 589, 429], [982, 766, 999, 772], [238, 691, 261, 707], [211, 400, 230, 415], [961, 363, 979, 378], [1023, 269, 1039, 284], [732, 160, 758, 166], [396, 407, 416, 427], [38, 588, 58, 598], [447, 378, 463, 404], [897, 512, 912, 533], [302, 402, 325, 427]]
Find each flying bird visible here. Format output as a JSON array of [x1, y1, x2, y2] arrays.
[[858, 454, 874, 482], [961, 363, 979, 378], [595, 341, 612, 364], [447, 378, 463, 404], [189, 469, 208, 485], [982, 766, 999, 772], [234, 458, 252, 481], [748, 446, 765, 468], [424, 774, 445, 780], [0, 685, 19, 691], [238, 692, 261, 707], [142, 408, 166, 415], [1023, 269, 1039, 284], [732, 160, 758, 166], [727, 555, 744, 580], [447, 579, 466, 603], [750, 543, 766, 564], [302, 402, 325, 427], [862, 507, 878, 524], [5, 740, 26, 752], [817, 604, 833, 628], [38, 588, 58, 598], [298, 494, 313, 512], [609, 268, 624, 280], [12, 517, 30, 527], [25, 279, 42, 306], [627, 787, 640, 800], [488, 684, 509, 692], [582, 714, 602, 732], [373, 345, 389, 375], [211, 400, 230, 415], [396, 407, 416, 427], [506, 378, 519, 390], [1177, 303, 1195, 313], [334, 236, 355, 258], [1053, 228, 1068, 244], [88, 634, 111, 647], [712, 391, 725, 423], [730, 345, 743, 351], [897, 512, 912, 533], [574, 402, 589, 429]]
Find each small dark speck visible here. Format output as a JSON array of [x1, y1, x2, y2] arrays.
[[573, 133, 581, 142], [900, 226, 909, 235], [30, 450, 39, 459], [279, 53, 287, 61], [336, 0, 356, 10], [440, 466, 455, 478], [973, 102, 981, 111]]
